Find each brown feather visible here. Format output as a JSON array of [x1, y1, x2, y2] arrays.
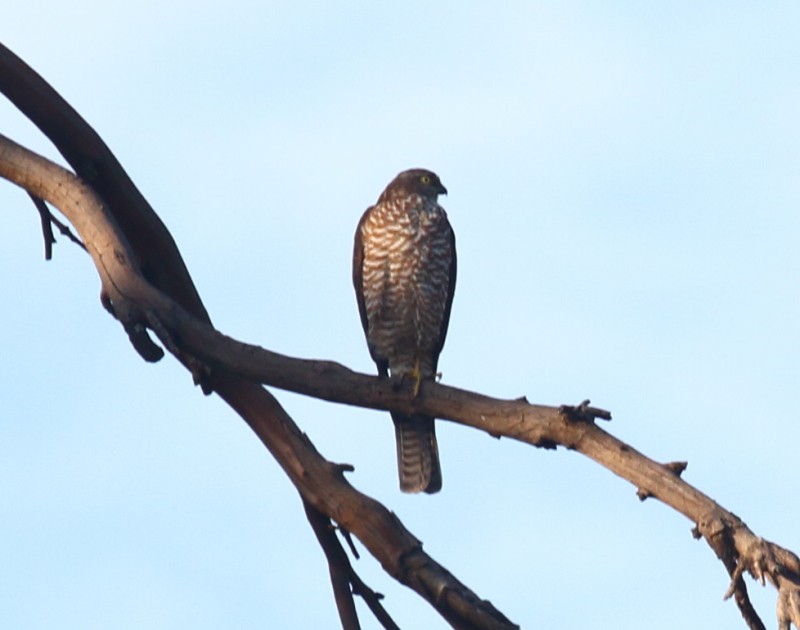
[[353, 169, 456, 493]]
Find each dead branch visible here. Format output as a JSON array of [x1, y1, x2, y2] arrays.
[[2, 41, 800, 629], [29, 193, 55, 259], [303, 499, 364, 630], [304, 499, 401, 630], [0, 133, 519, 629], [28, 192, 86, 259]]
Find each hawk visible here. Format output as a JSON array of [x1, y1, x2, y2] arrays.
[[353, 168, 457, 494]]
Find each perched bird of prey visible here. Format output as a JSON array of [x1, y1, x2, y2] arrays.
[[353, 168, 457, 494]]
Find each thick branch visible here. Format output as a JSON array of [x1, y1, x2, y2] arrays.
[[4, 133, 800, 627], [0, 132, 517, 629], [3, 41, 800, 628], [0, 42, 209, 322]]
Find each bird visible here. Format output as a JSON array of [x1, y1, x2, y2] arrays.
[[353, 168, 457, 494]]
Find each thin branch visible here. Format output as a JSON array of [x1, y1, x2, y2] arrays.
[[27, 193, 88, 259], [340, 527, 361, 560], [29, 193, 55, 259], [714, 527, 766, 630], [303, 499, 363, 630], [349, 569, 400, 630], [304, 499, 401, 630]]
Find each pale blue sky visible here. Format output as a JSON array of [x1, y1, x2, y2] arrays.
[[2, 3, 800, 628]]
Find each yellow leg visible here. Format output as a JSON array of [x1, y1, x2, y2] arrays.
[[411, 355, 422, 397]]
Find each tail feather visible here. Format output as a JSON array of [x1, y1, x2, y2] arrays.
[[392, 413, 442, 494]]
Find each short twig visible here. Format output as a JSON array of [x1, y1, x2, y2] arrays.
[[350, 570, 399, 630], [28, 193, 87, 259], [664, 461, 688, 477], [558, 399, 612, 423], [29, 193, 55, 259], [339, 526, 360, 560]]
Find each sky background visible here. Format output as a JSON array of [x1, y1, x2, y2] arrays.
[[2, 3, 799, 629]]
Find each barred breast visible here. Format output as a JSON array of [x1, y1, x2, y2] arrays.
[[359, 195, 453, 379]]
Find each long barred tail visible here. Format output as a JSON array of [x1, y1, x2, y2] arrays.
[[391, 413, 442, 494]]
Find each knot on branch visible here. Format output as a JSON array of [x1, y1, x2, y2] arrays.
[[727, 536, 800, 595], [142, 310, 217, 393], [331, 461, 356, 477], [722, 535, 800, 628], [664, 460, 688, 476], [558, 399, 612, 424], [101, 288, 165, 362], [724, 537, 779, 599], [637, 461, 688, 501], [692, 510, 730, 543], [694, 509, 800, 630], [124, 321, 165, 362]]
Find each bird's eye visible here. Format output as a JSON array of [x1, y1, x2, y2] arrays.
[[420, 175, 431, 185]]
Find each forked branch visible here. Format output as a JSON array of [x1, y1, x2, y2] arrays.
[[0, 132, 518, 629], [2, 41, 800, 629]]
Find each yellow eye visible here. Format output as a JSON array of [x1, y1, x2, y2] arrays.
[[420, 175, 431, 185]]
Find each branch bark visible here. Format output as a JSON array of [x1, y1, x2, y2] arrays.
[[303, 498, 402, 630], [2, 42, 800, 629], [0, 108, 518, 630]]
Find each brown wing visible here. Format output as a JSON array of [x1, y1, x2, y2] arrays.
[[432, 222, 457, 373], [352, 206, 389, 377], [352, 206, 371, 338]]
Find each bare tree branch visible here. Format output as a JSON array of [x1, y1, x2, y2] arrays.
[[0, 41, 210, 324], [304, 499, 401, 630], [303, 499, 363, 630], [3, 41, 800, 629], [1, 124, 797, 630], [0, 131, 519, 629], [27, 193, 87, 259], [29, 193, 55, 259]]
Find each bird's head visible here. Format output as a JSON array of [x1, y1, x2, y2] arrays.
[[379, 168, 447, 203]]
